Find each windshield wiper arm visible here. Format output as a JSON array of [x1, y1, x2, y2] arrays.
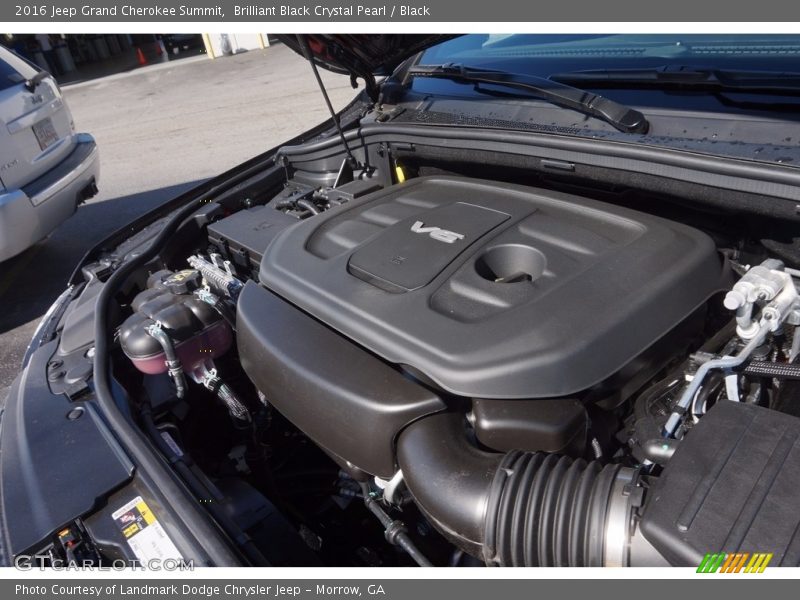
[[549, 66, 800, 94], [407, 63, 649, 134]]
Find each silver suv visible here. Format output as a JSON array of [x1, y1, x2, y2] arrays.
[[0, 46, 99, 262]]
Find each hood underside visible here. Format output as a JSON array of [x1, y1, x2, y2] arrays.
[[277, 34, 457, 93]]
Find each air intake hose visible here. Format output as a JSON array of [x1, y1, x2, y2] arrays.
[[396, 412, 645, 566]]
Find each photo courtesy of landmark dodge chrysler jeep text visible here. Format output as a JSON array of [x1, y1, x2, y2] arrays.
[[3, 34, 800, 568]]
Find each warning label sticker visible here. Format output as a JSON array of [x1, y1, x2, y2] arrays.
[[112, 496, 183, 563]]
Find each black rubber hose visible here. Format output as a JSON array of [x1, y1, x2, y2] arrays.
[[213, 298, 237, 331], [483, 450, 621, 566], [145, 323, 187, 399], [396, 412, 635, 566], [203, 373, 251, 427], [396, 413, 498, 557], [296, 199, 320, 215], [743, 360, 800, 380], [274, 198, 295, 210], [360, 484, 433, 567]]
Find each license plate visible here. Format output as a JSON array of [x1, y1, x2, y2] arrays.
[[32, 117, 59, 150]]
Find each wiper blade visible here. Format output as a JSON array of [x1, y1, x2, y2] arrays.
[[549, 66, 800, 94], [408, 63, 649, 134]]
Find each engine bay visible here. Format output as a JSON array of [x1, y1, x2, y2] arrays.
[[48, 127, 800, 568]]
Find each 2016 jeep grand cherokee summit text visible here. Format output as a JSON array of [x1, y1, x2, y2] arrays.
[[3, 34, 800, 568]]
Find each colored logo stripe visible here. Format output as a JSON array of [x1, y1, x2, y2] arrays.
[[745, 553, 773, 573], [697, 552, 773, 573], [721, 553, 748, 573], [697, 553, 726, 573]]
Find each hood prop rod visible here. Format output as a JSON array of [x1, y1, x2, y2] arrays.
[[297, 35, 360, 171]]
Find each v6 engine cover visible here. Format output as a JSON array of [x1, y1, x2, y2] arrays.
[[257, 176, 724, 398]]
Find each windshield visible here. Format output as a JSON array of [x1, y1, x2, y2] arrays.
[[419, 34, 800, 75], [404, 34, 800, 165], [413, 35, 800, 112]]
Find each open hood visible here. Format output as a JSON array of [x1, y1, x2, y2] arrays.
[[277, 34, 457, 98]]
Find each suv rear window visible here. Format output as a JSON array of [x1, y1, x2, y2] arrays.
[[0, 49, 40, 92]]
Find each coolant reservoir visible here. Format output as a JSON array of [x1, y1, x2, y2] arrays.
[[119, 270, 232, 376]]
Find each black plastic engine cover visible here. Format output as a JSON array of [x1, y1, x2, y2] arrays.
[[208, 205, 299, 273], [349, 202, 509, 292], [236, 281, 445, 478], [259, 176, 724, 399], [641, 401, 800, 566], [471, 398, 587, 455]]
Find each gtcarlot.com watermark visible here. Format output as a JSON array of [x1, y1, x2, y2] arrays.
[[14, 556, 193, 571]]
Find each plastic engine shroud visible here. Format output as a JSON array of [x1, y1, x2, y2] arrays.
[[255, 176, 725, 399]]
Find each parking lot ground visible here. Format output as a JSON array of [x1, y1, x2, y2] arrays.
[[0, 43, 356, 399]]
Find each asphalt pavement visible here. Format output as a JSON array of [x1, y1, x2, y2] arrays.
[[0, 43, 356, 400]]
